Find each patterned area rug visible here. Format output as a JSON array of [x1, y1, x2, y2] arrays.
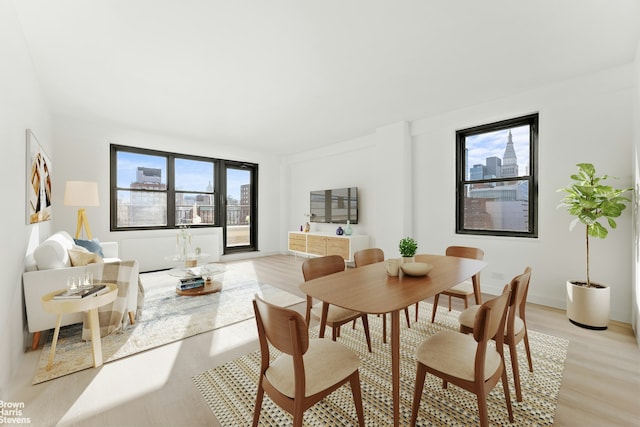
[[193, 302, 568, 426], [33, 267, 303, 384]]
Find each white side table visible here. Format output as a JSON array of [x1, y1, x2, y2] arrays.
[[41, 284, 118, 370]]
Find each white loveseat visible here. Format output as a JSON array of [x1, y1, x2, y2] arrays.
[[23, 231, 140, 349]]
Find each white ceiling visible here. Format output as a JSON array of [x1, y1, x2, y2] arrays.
[[12, 1, 640, 155]]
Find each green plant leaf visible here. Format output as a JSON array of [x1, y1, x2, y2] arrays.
[[557, 163, 631, 284]]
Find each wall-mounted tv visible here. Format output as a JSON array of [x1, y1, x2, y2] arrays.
[[310, 187, 358, 224]]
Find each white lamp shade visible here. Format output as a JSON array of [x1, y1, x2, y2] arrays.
[[64, 181, 99, 207]]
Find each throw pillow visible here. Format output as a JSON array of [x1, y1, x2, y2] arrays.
[[33, 238, 71, 270], [68, 248, 103, 266], [73, 238, 104, 258]]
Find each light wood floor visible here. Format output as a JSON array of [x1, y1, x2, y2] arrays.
[[9, 255, 640, 426]]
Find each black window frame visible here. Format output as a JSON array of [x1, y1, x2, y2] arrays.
[[455, 113, 538, 238], [110, 145, 258, 245]]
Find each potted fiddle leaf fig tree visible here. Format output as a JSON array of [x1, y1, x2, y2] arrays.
[[557, 163, 632, 330], [399, 237, 418, 263]]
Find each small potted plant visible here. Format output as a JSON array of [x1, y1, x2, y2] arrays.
[[557, 163, 631, 329], [399, 237, 418, 263]]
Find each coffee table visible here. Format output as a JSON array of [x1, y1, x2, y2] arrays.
[[169, 263, 226, 296], [41, 284, 118, 370]]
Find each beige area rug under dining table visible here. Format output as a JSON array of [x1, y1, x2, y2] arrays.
[[33, 267, 304, 384], [194, 301, 568, 426]]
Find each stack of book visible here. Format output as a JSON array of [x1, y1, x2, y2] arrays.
[[54, 284, 107, 300], [177, 275, 205, 291]]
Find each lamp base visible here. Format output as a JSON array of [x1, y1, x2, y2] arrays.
[[75, 208, 93, 240]]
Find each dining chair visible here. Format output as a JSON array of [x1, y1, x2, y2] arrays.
[[410, 284, 514, 427], [429, 246, 484, 323], [302, 255, 372, 352], [252, 294, 365, 427], [459, 267, 533, 402], [354, 248, 411, 343]]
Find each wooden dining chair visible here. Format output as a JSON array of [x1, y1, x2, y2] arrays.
[[252, 294, 365, 427], [429, 246, 484, 323], [459, 267, 533, 402], [354, 248, 411, 343], [410, 284, 514, 427], [302, 255, 372, 352]]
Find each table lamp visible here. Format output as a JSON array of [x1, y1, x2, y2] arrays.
[[64, 181, 99, 240]]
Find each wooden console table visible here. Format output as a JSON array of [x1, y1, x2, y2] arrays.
[[287, 231, 369, 262]]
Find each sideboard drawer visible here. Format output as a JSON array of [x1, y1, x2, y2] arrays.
[[306, 235, 327, 255]]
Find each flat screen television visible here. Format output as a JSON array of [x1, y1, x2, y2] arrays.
[[310, 187, 358, 224]]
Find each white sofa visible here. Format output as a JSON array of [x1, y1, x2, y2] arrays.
[[23, 231, 139, 349]]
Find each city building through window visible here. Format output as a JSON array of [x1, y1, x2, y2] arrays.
[[110, 145, 258, 252], [455, 113, 538, 237]]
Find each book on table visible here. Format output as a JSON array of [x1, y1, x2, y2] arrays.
[[177, 276, 205, 290], [53, 284, 107, 300]]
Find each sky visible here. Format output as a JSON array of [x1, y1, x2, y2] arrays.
[[466, 125, 530, 176], [116, 151, 248, 199]]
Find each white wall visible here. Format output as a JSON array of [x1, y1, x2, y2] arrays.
[[0, 0, 53, 398], [287, 64, 635, 323], [50, 118, 284, 269], [412, 65, 633, 322], [285, 122, 414, 257]]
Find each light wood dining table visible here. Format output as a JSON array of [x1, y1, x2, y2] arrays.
[[299, 254, 487, 426]]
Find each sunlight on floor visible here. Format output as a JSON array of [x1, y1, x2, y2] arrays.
[[58, 341, 184, 424]]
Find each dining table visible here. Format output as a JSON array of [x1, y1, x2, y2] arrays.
[[298, 253, 488, 426]]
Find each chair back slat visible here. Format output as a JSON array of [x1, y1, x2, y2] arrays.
[[445, 246, 484, 288], [473, 284, 511, 344], [253, 295, 309, 356], [445, 245, 484, 261], [505, 268, 531, 333], [302, 255, 345, 282], [354, 248, 384, 267], [518, 267, 532, 318]]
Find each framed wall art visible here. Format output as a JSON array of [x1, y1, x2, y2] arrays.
[[26, 129, 52, 224]]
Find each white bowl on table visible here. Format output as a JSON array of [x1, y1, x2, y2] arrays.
[[401, 262, 433, 277]]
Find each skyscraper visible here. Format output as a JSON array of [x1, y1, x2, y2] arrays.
[[501, 130, 518, 178]]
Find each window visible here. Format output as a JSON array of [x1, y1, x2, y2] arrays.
[[110, 145, 258, 252], [456, 113, 538, 237]]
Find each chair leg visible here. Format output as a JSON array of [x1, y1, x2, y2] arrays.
[[463, 296, 469, 309], [410, 363, 427, 427], [292, 405, 304, 427], [349, 372, 366, 427], [251, 380, 265, 427], [415, 302, 419, 322], [361, 315, 372, 353], [382, 314, 387, 344], [292, 392, 306, 427], [332, 326, 338, 341], [305, 296, 312, 327], [509, 341, 523, 402], [404, 307, 411, 328], [476, 390, 490, 427], [501, 364, 514, 423], [523, 329, 534, 372], [431, 294, 440, 323], [448, 295, 452, 311]]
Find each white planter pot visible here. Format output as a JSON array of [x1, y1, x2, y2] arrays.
[[566, 280, 610, 330]]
